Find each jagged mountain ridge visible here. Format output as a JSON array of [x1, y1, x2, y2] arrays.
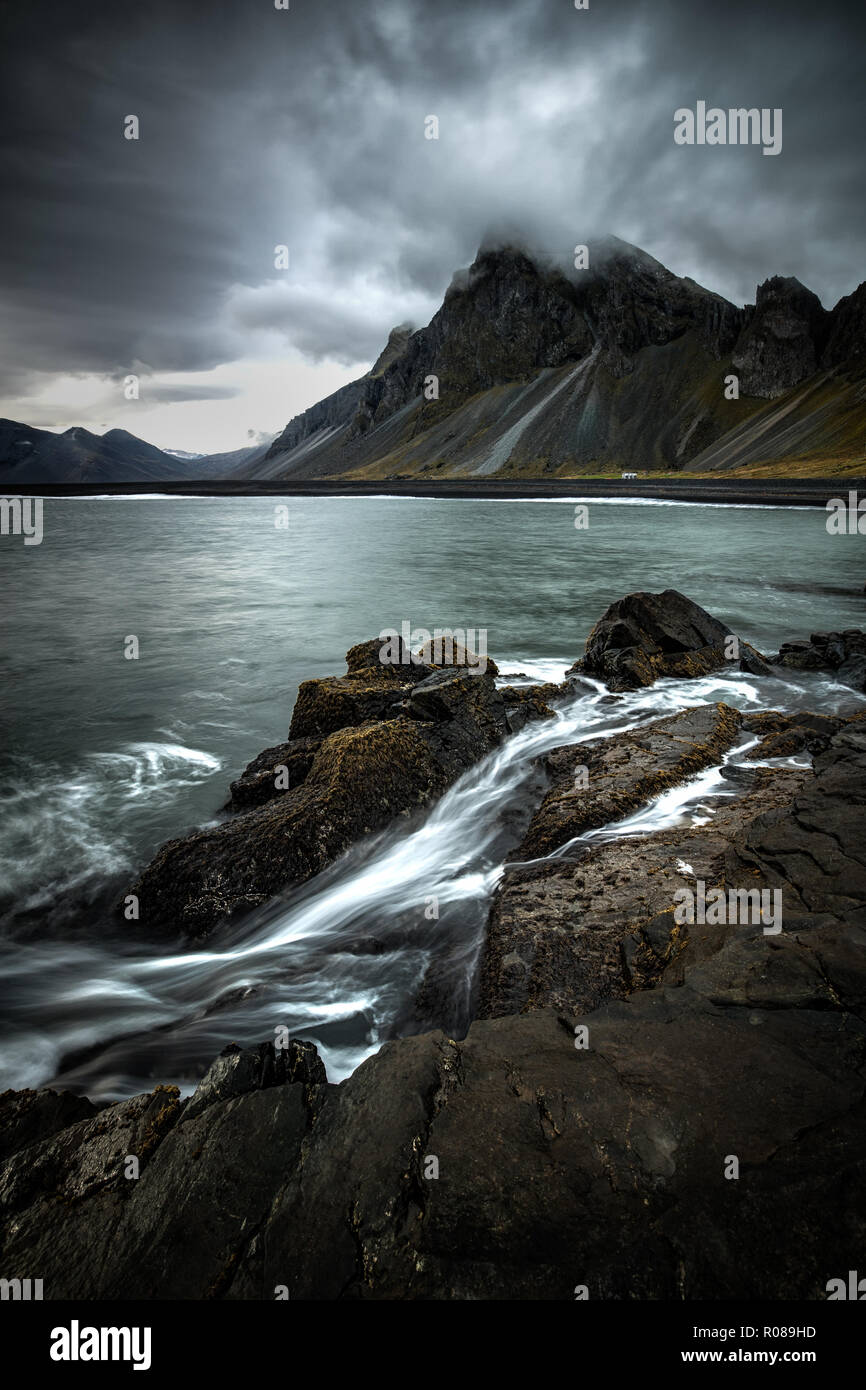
[[248, 238, 866, 479], [4, 239, 863, 484]]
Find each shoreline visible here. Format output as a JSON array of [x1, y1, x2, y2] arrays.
[[6, 476, 864, 506]]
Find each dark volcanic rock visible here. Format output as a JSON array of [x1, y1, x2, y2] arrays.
[[289, 673, 423, 740], [2, 724, 865, 1300], [725, 722, 866, 926], [344, 239, 741, 441], [226, 735, 321, 810], [243, 243, 866, 482], [224, 996, 864, 1300], [19, 602, 853, 1300], [515, 702, 742, 860], [478, 765, 806, 1021], [822, 281, 866, 368], [0, 1083, 183, 1298], [476, 697, 801, 1021], [500, 682, 559, 733], [0, 1039, 330, 1301], [576, 588, 752, 691], [771, 628, 866, 691], [0, 1087, 98, 1164], [128, 721, 443, 935], [183, 1038, 326, 1122], [126, 642, 510, 937], [416, 635, 499, 678], [742, 709, 846, 760]]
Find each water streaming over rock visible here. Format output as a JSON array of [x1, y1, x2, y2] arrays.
[[1, 665, 860, 1101]]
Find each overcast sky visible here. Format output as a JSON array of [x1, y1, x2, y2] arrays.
[[0, 0, 862, 452]]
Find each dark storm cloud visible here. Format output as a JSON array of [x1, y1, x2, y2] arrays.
[[0, 0, 863, 400]]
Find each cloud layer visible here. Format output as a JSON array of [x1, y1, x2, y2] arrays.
[[0, 0, 862, 448]]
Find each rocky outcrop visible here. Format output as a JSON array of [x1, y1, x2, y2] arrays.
[[772, 628, 866, 691], [741, 708, 848, 760], [512, 702, 742, 859], [724, 722, 866, 928], [6, 592, 864, 1299], [0, 1086, 97, 1165], [500, 682, 559, 732], [573, 587, 760, 690], [732, 277, 829, 399], [821, 281, 866, 369], [3, 717, 864, 1302], [476, 702, 741, 1015], [0, 1040, 327, 1301], [480, 763, 808, 1020], [126, 636, 524, 938], [126, 597, 865, 939]]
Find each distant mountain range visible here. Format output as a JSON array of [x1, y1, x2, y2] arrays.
[[4, 237, 865, 484], [0, 423, 272, 486]]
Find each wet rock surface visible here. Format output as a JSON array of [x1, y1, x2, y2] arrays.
[[771, 629, 866, 691], [512, 701, 742, 860], [4, 590, 865, 1299], [125, 637, 518, 938], [478, 761, 808, 1020], [741, 708, 848, 760], [0, 1087, 98, 1165]]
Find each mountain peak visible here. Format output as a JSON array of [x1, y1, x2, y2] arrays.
[[370, 324, 414, 378], [103, 428, 143, 443]]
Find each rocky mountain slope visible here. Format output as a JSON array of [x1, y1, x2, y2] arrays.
[[6, 240, 861, 485], [248, 239, 866, 480]]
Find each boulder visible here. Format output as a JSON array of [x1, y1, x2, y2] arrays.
[[576, 588, 756, 691]]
